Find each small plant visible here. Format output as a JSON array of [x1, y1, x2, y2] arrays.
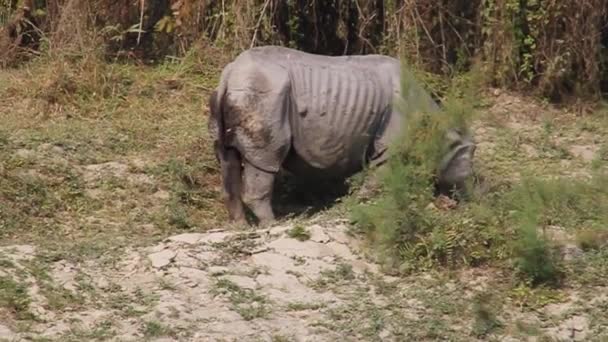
[[472, 292, 503, 337], [0, 276, 33, 320], [576, 229, 608, 251], [211, 279, 270, 320], [286, 301, 326, 311], [512, 221, 561, 286], [312, 263, 356, 289], [287, 225, 311, 241], [143, 320, 174, 338], [509, 185, 561, 286]]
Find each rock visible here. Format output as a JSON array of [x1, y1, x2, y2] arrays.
[[199, 232, 232, 244], [14, 148, 35, 159], [0, 244, 36, 262], [267, 225, 292, 236], [521, 144, 539, 158], [379, 329, 390, 339], [425, 202, 438, 211], [168, 233, 205, 245], [208, 266, 229, 276], [0, 324, 15, 340], [325, 227, 352, 245], [569, 145, 598, 162], [148, 249, 177, 269], [326, 242, 356, 260], [178, 267, 209, 283], [308, 225, 330, 243], [153, 190, 171, 200], [267, 238, 334, 259], [434, 195, 457, 210], [222, 275, 257, 289], [547, 315, 589, 342]]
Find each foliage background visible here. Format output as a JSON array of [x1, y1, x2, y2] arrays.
[[1, 0, 608, 102]]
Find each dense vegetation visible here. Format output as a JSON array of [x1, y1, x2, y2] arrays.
[[1, 0, 607, 287], [2, 0, 608, 101], [0, 1, 608, 340]]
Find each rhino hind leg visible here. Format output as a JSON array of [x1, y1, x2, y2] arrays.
[[242, 161, 275, 226], [219, 146, 246, 223]]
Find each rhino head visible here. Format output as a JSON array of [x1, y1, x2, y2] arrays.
[[435, 128, 477, 197]]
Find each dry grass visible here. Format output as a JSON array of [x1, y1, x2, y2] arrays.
[[0, 36, 231, 258]]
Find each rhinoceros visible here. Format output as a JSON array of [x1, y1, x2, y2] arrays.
[[208, 46, 476, 225]]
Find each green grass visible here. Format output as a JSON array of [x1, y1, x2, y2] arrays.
[[0, 46, 227, 256], [1, 41, 608, 341], [142, 320, 175, 338], [350, 64, 482, 274], [0, 276, 33, 320], [287, 225, 311, 241], [348, 61, 608, 289], [211, 278, 271, 321], [471, 292, 503, 337], [286, 301, 326, 311]]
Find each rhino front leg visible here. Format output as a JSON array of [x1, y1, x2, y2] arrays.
[[242, 161, 275, 226]]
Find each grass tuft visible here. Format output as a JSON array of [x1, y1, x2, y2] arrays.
[[0, 276, 33, 321], [287, 225, 311, 241]]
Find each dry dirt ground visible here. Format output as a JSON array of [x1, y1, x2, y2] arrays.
[[1, 60, 608, 341], [1, 217, 606, 342]]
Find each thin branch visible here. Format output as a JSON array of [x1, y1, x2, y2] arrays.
[[136, 0, 145, 45], [413, 4, 437, 47], [250, 0, 271, 48]]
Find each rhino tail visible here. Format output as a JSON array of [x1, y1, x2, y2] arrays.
[[208, 84, 245, 221]]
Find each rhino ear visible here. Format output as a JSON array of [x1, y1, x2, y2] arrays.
[[437, 129, 476, 194]]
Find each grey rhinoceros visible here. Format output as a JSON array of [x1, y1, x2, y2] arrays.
[[208, 45, 476, 225]]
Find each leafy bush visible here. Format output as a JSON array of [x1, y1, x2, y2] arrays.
[[351, 63, 479, 273], [506, 174, 608, 284]]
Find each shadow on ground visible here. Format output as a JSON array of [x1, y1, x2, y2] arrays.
[[270, 172, 352, 220]]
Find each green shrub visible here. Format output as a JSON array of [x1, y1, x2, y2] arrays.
[[351, 62, 479, 273], [351, 61, 608, 282], [287, 225, 311, 241], [506, 174, 608, 285]]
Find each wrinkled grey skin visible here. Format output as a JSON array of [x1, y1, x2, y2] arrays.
[[208, 46, 476, 225]]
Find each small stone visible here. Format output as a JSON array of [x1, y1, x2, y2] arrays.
[[14, 149, 35, 159], [379, 329, 390, 339], [148, 249, 176, 269], [435, 195, 457, 210], [153, 190, 171, 200], [51, 145, 65, 154], [0, 324, 15, 340], [425, 202, 438, 211]]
